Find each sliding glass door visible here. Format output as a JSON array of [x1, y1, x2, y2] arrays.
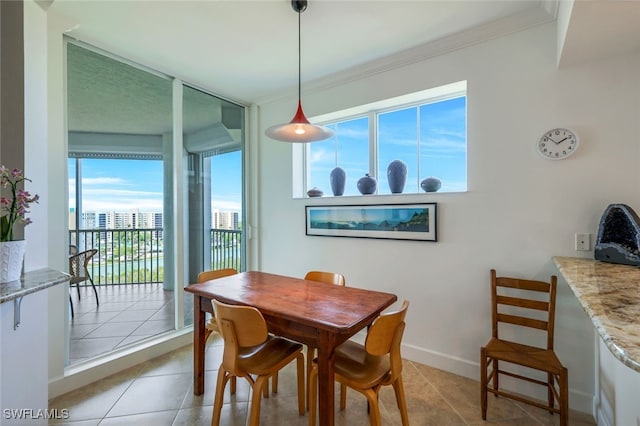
[[182, 85, 245, 327], [66, 41, 245, 363]]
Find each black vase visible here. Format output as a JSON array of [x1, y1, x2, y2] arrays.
[[357, 174, 377, 195], [387, 160, 407, 193], [330, 167, 346, 196], [420, 176, 441, 192]]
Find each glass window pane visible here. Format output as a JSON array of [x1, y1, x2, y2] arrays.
[[68, 159, 76, 228], [309, 116, 368, 196], [419, 96, 467, 192], [378, 107, 418, 194], [211, 150, 243, 272]]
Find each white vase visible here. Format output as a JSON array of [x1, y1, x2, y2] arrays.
[[0, 240, 26, 283]]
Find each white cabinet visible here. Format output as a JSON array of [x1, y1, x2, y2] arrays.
[[597, 337, 640, 426], [0, 269, 69, 425], [0, 291, 48, 425]]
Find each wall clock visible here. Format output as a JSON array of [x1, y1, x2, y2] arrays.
[[537, 128, 579, 160]]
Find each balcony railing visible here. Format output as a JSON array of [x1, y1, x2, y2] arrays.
[[69, 228, 242, 286], [209, 229, 242, 272]]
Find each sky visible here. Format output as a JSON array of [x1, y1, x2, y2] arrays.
[[69, 151, 242, 214]]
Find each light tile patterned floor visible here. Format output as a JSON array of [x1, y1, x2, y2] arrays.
[[69, 284, 179, 363], [50, 335, 596, 425]]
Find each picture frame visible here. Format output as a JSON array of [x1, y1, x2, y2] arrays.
[[305, 203, 437, 242]]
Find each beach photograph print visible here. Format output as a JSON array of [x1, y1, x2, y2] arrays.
[[305, 203, 437, 241]]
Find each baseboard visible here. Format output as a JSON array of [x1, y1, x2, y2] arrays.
[[400, 342, 595, 416], [48, 329, 192, 399]]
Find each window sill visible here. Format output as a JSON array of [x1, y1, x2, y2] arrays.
[[295, 190, 462, 202]]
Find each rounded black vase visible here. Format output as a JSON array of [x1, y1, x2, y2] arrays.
[[420, 176, 442, 192], [357, 174, 377, 195]]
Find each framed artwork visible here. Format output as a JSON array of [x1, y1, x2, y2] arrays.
[[305, 203, 437, 242]]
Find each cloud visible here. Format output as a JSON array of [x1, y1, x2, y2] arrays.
[[83, 198, 164, 213], [211, 199, 242, 211], [310, 147, 333, 165], [82, 188, 163, 198], [72, 186, 164, 213], [82, 177, 129, 186]]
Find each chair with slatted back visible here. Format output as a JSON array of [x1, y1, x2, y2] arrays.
[[211, 300, 305, 426], [308, 300, 410, 426], [480, 269, 568, 425], [303, 270, 346, 409], [68, 249, 99, 318]]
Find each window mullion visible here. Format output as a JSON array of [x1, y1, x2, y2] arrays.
[[416, 107, 421, 190], [369, 111, 377, 180]]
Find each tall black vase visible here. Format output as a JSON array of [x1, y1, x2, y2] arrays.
[[387, 160, 407, 193], [330, 167, 346, 196]]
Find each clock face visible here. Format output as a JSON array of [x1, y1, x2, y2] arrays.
[[537, 128, 579, 160]]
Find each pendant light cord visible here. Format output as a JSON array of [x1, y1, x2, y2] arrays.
[[298, 7, 302, 103]]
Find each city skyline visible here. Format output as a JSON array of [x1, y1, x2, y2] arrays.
[[69, 209, 239, 230]]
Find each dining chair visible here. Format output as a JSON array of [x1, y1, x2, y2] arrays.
[[197, 268, 245, 396], [197, 268, 238, 342], [68, 248, 99, 318], [308, 300, 410, 426], [480, 269, 568, 425], [211, 299, 305, 426], [303, 270, 346, 409]]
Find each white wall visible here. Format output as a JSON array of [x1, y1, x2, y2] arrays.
[[0, 4, 50, 421], [257, 22, 640, 414]]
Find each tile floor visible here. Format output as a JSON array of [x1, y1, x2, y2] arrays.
[[69, 284, 183, 363], [50, 334, 597, 425]]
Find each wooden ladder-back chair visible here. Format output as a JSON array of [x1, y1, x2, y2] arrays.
[[211, 300, 305, 426], [480, 269, 568, 425], [309, 300, 410, 426], [303, 270, 346, 409], [68, 249, 99, 318], [197, 268, 238, 342]]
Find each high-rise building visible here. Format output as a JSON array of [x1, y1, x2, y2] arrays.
[[212, 210, 239, 230]]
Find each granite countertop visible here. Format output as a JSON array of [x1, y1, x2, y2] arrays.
[[554, 256, 640, 372], [0, 268, 71, 304]]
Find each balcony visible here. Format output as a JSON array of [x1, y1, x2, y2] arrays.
[[68, 227, 242, 363], [69, 228, 242, 285]]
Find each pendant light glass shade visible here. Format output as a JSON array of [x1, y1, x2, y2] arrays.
[[264, 0, 334, 143]]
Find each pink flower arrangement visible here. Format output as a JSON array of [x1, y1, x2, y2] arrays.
[[0, 166, 39, 242]]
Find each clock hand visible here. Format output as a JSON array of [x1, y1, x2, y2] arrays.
[[556, 137, 568, 144]]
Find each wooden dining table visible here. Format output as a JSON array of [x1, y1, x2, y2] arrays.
[[184, 271, 397, 426]]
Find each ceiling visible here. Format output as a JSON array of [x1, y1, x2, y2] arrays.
[[46, 0, 640, 141], [49, 0, 559, 105]]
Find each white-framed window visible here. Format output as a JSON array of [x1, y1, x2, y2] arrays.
[[299, 81, 467, 197]]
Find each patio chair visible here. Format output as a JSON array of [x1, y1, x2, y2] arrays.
[[69, 249, 99, 318]]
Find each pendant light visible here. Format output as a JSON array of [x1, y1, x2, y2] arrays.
[[265, 0, 334, 143]]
